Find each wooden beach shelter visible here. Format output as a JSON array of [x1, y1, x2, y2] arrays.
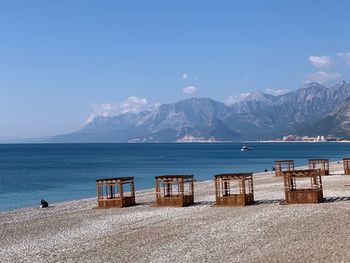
[[343, 158, 350, 175], [96, 177, 135, 208], [308, 159, 329, 175], [155, 175, 194, 207], [214, 173, 254, 206], [282, 169, 324, 204], [274, 160, 294, 177]]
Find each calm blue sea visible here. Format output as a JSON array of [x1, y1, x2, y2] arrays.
[[1, 142, 350, 211]]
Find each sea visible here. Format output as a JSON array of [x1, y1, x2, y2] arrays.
[[1, 142, 350, 211]]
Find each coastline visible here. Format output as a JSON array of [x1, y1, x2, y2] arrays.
[[1, 161, 350, 262]]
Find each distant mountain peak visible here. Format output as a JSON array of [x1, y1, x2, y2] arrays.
[[303, 82, 326, 90], [241, 90, 275, 103], [249, 90, 265, 97], [46, 80, 350, 143], [330, 80, 349, 90], [176, 97, 218, 105]]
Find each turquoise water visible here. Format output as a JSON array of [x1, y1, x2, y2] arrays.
[[0, 142, 349, 211]]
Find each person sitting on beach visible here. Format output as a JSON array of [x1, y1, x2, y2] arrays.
[[40, 199, 49, 208]]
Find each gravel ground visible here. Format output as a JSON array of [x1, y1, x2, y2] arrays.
[[1, 162, 350, 263]]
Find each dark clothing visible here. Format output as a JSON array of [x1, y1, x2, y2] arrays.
[[41, 199, 49, 208]]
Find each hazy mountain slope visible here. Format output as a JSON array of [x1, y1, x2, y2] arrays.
[[47, 81, 350, 142], [49, 98, 240, 142], [295, 100, 350, 137]]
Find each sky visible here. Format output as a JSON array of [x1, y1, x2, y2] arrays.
[[1, 0, 350, 138]]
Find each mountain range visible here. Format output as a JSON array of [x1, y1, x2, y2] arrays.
[[47, 81, 350, 142]]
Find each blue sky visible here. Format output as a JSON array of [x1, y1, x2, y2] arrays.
[[1, 0, 350, 137]]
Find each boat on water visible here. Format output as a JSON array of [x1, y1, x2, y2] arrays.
[[241, 145, 253, 151]]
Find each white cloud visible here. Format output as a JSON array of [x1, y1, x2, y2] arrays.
[[304, 71, 341, 84], [182, 85, 198, 95], [182, 73, 188, 80], [86, 96, 158, 124], [225, 93, 250, 105], [337, 52, 350, 65], [309, 56, 332, 68], [264, 88, 290, 96]]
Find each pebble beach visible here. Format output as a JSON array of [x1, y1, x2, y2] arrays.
[[1, 161, 350, 263]]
